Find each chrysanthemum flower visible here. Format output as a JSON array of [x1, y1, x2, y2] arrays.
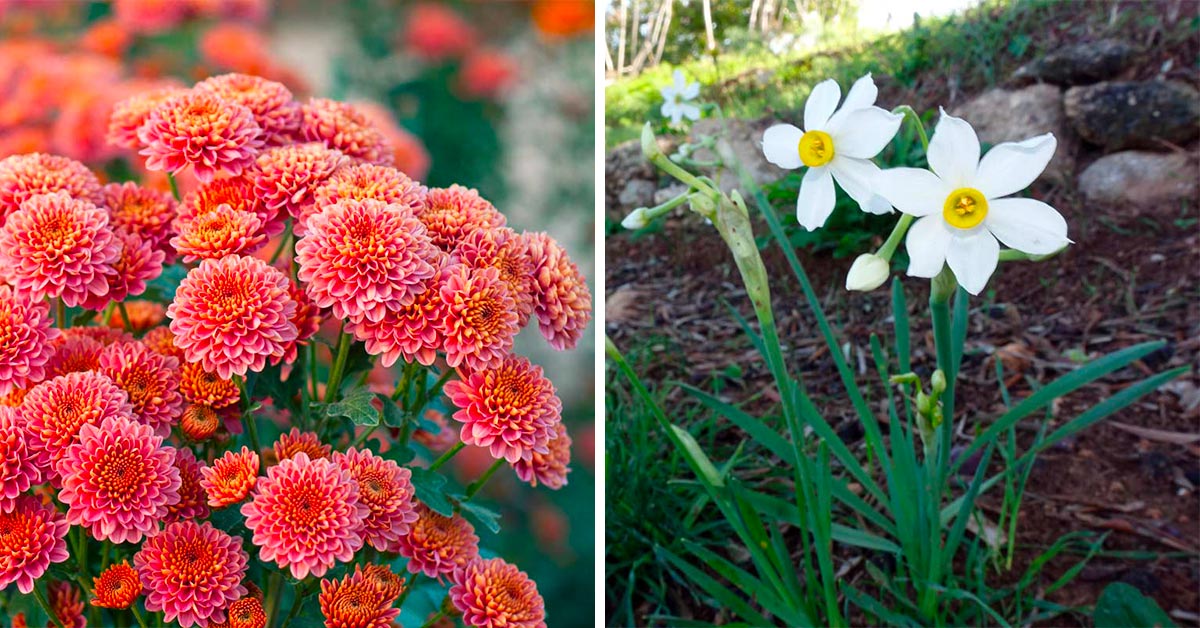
[[108, 85, 189, 151], [44, 335, 103, 379], [134, 520, 249, 628], [349, 265, 447, 367], [59, 325, 131, 347], [113, 0, 187, 33], [362, 564, 405, 601], [450, 558, 546, 628], [319, 564, 401, 628], [305, 163, 427, 237], [143, 325, 182, 359], [180, 403, 220, 441], [22, 371, 134, 481], [101, 181, 178, 252], [332, 448, 418, 553], [168, 254, 298, 379], [200, 446, 259, 508], [241, 452, 368, 579], [195, 74, 302, 146], [91, 561, 142, 609], [252, 143, 344, 223], [296, 198, 439, 323], [138, 90, 265, 183], [168, 448, 211, 523], [418, 185, 506, 252], [0, 496, 69, 594], [225, 596, 267, 628], [438, 265, 519, 371], [512, 422, 571, 489], [0, 406, 41, 511], [397, 503, 479, 578], [0, 285, 57, 396], [525, 231, 592, 351], [57, 413, 181, 543], [404, 3, 477, 61], [762, 73, 902, 230], [273, 427, 332, 462], [83, 231, 165, 311], [0, 153, 103, 221], [0, 192, 121, 307], [454, 227, 536, 327], [47, 580, 86, 628], [277, 278, 321, 366], [178, 175, 280, 237], [444, 354, 560, 463], [179, 361, 240, 409], [878, 110, 1070, 295], [98, 340, 183, 437], [353, 102, 431, 181], [300, 98, 393, 166], [106, 299, 166, 332], [459, 49, 519, 100], [171, 203, 268, 262]]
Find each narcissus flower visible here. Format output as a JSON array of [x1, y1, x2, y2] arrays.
[[438, 265, 519, 371], [659, 70, 700, 126], [525, 231, 592, 350], [241, 452, 368, 579], [0, 191, 121, 307], [306, 163, 427, 236], [167, 448, 211, 523], [195, 73, 302, 145], [449, 558, 546, 628], [180, 361, 240, 409], [134, 520, 249, 628], [200, 446, 260, 508], [349, 266, 447, 368], [512, 422, 572, 490], [46, 580, 86, 628], [300, 98, 393, 166], [0, 407, 42, 510], [57, 413, 181, 543], [168, 255, 298, 379], [332, 448, 418, 553], [296, 198, 439, 323], [762, 74, 902, 230], [22, 371, 134, 480], [319, 564, 402, 628], [0, 153, 103, 220], [0, 285, 57, 396], [418, 185, 506, 252], [98, 340, 183, 437], [138, 90, 265, 183], [225, 596, 267, 628], [445, 354, 561, 463], [171, 203, 267, 262], [273, 428, 332, 462], [180, 403, 220, 441], [108, 85, 189, 151], [878, 111, 1069, 295], [396, 503, 479, 578], [0, 495, 69, 593], [252, 143, 344, 222], [454, 227, 535, 327], [91, 561, 142, 609], [101, 181, 178, 254]]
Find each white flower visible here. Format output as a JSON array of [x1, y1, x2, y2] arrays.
[[621, 207, 648, 230], [761, 73, 902, 231], [878, 109, 1071, 295], [845, 253, 890, 291], [660, 70, 701, 125]]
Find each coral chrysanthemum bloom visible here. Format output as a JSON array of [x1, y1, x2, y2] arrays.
[[444, 354, 561, 463], [225, 596, 267, 628], [107, 84, 189, 151], [106, 299, 166, 332], [142, 325, 182, 358], [0, 284, 58, 396], [525, 231, 592, 351], [273, 428, 332, 463], [98, 340, 183, 437], [449, 558, 547, 628], [57, 413, 181, 543], [195, 74, 302, 146], [179, 361, 240, 409], [418, 185, 506, 252], [532, 0, 594, 38], [241, 452, 368, 579], [101, 181, 178, 254], [47, 580, 86, 628], [0, 191, 121, 307], [180, 403, 221, 441], [396, 503, 479, 578], [319, 564, 402, 628], [300, 98, 393, 166], [0, 495, 69, 594], [438, 265, 519, 371], [168, 254, 298, 379], [200, 446, 259, 508], [512, 422, 572, 490], [171, 203, 268, 262], [349, 265, 447, 368], [0, 407, 42, 511], [332, 448, 418, 553], [178, 176, 279, 237], [45, 335, 103, 379], [252, 143, 344, 223], [138, 90, 265, 183], [0, 153, 103, 221], [459, 49, 519, 100], [306, 163, 427, 237], [134, 520, 249, 628], [22, 371, 134, 481], [91, 561, 142, 609], [168, 448, 212, 523], [362, 564, 405, 601], [453, 227, 536, 327], [83, 231, 166, 311], [296, 198, 439, 323], [404, 3, 477, 61]]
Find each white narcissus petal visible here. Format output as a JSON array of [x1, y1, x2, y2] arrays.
[[985, 197, 1071, 255], [946, 228, 999, 295], [905, 214, 951, 278], [681, 81, 700, 100], [927, 109, 981, 189], [661, 102, 681, 124], [878, 167, 949, 217], [796, 166, 836, 231], [829, 156, 892, 214], [804, 79, 841, 132], [829, 107, 903, 159], [672, 69, 687, 91], [680, 103, 701, 121], [974, 134, 1057, 199], [824, 73, 879, 130], [762, 124, 804, 170]]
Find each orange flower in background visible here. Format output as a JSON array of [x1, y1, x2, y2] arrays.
[[91, 561, 142, 609], [167, 447, 212, 523], [46, 580, 86, 628], [171, 202, 268, 262], [300, 98, 395, 167], [253, 142, 346, 223], [404, 3, 477, 61], [453, 227, 536, 327], [106, 299, 166, 332], [396, 503, 479, 578], [319, 564, 402, 628], [449, 558, 546, 628], [101, 181, 180, 256], [226, 596, 268, 628], [532, 0, 594, 38], [178, 176, 278, 236], [45, 335, 104, 379], [362, 564, 405, 601], [195, 73, 302, 146], [307, 163, 427, 236], [0, 152, 103, 221], [200, 446, 260, 508], [180, 403, 221, 441], [80, 18, 133, 58], [113, 0, 188, 34], [83, 231, 166, 311], [108, 83, 189, 151], [511, 421, 572, 489], [353, 101, 431, 181], [97, 340, 183, 437], [180, 361, 240, 409], [458, 49, 519, 100], [273, 427, 332, 462], [143, 325, 182, 359]]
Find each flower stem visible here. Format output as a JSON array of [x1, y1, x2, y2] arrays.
[[893, 105, 931, 154], [876, 214, 914, 261], [34, 583, 66, 628], [464, 459, 504, 501], [324, 326, 352, 403], [929, 267, 958, 470], [56, 297, 66, 329], [419, 609, 448, 628], [428, 441, 465, 472], [130, 606, 149, 628], [394, 573, 424, 609], [278, 587, 308, 628], [116, 302, 133, 333], [265, 571, 284, 628], [236, 376, 260, 453], [350, 425, 378, 450], [166, 172, 181, 202], [268, 223, 293, 265]]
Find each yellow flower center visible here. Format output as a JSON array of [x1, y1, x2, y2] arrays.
[[942, 187, 989, 230], [797, 130, 835, 168]]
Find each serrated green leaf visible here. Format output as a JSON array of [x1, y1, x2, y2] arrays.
[[323, 386, 379, 426], [1094, 583, 1175, 628], [458, 501, 501, 533], [377, 394, 407, 428], [409, 467, 454, 516]]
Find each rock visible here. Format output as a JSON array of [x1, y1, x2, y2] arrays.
[[653, 182, 689, 206], [1011, 39, 1137, 86], [953, 85, 1076, 184], [1064, 81, 1200, 150], [617, 179, 656, 209], [1077, 150, 1199, 206], [689, 118, 779, 195], [605, 138, 671, 216]]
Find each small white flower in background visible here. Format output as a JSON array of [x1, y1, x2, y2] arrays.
[[660, 69, 701, 125], [845, 253, 890, 291], [878, 109, 1071, 295], [761, 73, 903, 231]]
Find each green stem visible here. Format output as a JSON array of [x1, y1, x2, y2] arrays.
[[265, 571, 284, 628], [350, 425, 378, 450], [116, 302, 133, 333], [324, 326, 352, 403], [130, 606, 149, 628], [642, 124, 719, 195], [419, 609, 448, 628], [34, 584, 66, 628], [99, 541, 111, 571], [428, 442, 464, 472], [166, 172, 181, 202], [56, 297, 66, 330], [877, 214, 915, 261], [268, 223, 293, 265], [893, 105, 931, 155], [307, 343, 319, 403], [278, 588, 307, 628], [237, 376, 260, 453], [464, 459, 504, 501], [394, 573, 424, 609]]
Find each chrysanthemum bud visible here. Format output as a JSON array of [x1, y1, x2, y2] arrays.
[[845, 253, 890, 292], [180, 404, 220, 442], [621, 207, 648, 230]]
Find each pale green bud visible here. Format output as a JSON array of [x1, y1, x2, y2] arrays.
[[845, 253, 890, 292]]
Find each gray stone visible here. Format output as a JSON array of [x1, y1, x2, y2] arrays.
[[1012, 39, 1137, 86], [618, 179, 656, 208], [653, 182, 689, 206], [953, 85, 1076, 184], [689, 118, 779, 195], [1064, 81, 1199, 151], [1077, 151, 1198, 206]]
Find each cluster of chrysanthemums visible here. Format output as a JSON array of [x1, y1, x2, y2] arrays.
[[0, 71, 589, 628]]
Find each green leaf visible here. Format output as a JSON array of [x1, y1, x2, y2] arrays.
[[377, 394, 407, 428], [654, 546, 773, 627], [323, 386, 379, 426], [409, 467, 454, 516], [458, 501, 502, 534], [1094, 583, 1175, 628]]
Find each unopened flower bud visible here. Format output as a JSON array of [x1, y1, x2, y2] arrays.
[[621, 207, 648, 230], [845, 253, 890, 292], [916, 390, 933, 417], [931, 369, 947, 395], [641, 123, 663, 160]]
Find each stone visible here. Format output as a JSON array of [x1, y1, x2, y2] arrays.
[[689, 118, 779, 195], [1064, 81, 1199, 151], [1077, 150, 1198, 206], [617, 179, 656, 209], [605, 137, 671, 215], [1011, 39, 1137, 86], [953, 85, 1076, 184], [653, 182, 689, 206]]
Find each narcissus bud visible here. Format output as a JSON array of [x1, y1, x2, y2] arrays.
[[845, 253, 890, 292], [621, 207, 648, 230]]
